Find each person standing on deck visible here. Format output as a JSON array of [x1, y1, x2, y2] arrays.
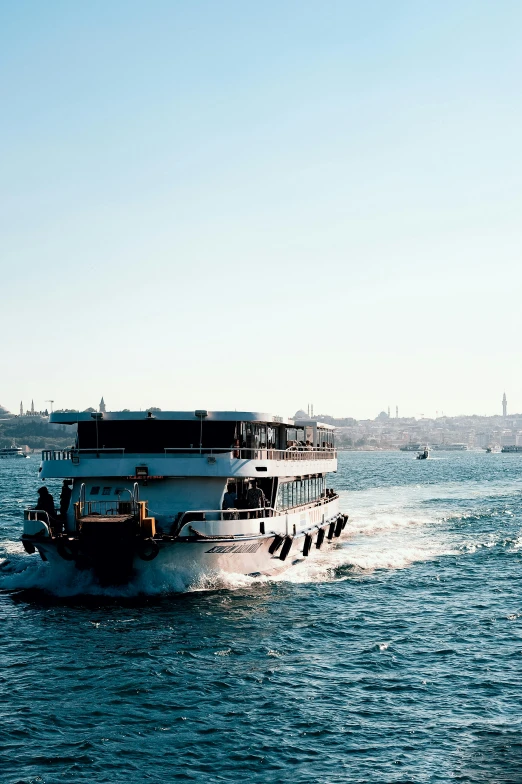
[[34, 487, 57, 530], [246, 480, 266, 518]]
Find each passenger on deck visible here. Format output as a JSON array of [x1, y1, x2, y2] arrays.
[[222, 484, 238, 510], [35, 487, 57, 526], [246, 480, 266, 518], [59, 480, 73, 520], [222, 483, 238, 520]]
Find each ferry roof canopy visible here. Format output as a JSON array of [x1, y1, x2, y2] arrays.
[[50, 410, 335, 429]]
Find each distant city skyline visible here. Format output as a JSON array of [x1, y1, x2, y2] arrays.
[[1, 2, 521, 417], [4, 392, 521, 422]]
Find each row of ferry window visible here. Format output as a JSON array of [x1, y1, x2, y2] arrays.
[[276, 476, 325, 510], [89, 486, 124, 496]]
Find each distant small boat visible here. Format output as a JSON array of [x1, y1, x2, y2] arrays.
[[416, 447, 429, 460], [485, 447, 492, 453]]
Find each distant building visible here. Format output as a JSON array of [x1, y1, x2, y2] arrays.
[[99, 397, 106, 414]]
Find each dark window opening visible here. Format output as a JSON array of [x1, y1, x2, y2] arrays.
[[77, 420, 237, 454]]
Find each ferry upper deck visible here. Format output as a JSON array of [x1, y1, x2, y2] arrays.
[[41, 411, 337, 479]]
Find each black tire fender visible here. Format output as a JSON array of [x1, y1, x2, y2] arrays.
[[279, 537, 293, 561], [137, 538, 160, 562], [23, 541, 36, 554], [316, 527, 325, 549], [269, 535, 284, 555], [303, 533, 313, 556], [57, 540, 79, 561]]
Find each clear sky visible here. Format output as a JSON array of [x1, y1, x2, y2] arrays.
[[1, 0, 521, 419]]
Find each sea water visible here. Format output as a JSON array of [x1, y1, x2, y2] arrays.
[[1, 452, 522, 783]]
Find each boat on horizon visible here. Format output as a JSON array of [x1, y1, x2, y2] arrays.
[[21, 410, 347, 585], [0, 445, 28, 459], [431, 444, 467, 451]]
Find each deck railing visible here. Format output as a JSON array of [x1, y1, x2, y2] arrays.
[[176, 493, 340, 524], [42, 447, 337, 462]]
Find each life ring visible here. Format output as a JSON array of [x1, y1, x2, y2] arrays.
[[137, 538, 160, 561], [57, 539, 79, 561]]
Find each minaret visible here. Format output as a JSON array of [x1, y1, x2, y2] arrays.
[[20, 401, 23, 416], [502, 392, 507, 418], [387, 406, 390, 418], [311, 403, 314, 418], [99, 397, 106, 414], [396, 405, 399, 419], [31, 399, 35, 414]]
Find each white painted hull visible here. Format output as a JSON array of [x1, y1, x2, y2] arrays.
[[28, 511, 346, 583]]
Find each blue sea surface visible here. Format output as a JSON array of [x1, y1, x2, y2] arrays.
[[1, 452, 522, 783]]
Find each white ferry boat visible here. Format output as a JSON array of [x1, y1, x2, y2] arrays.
[[22, 411, 347, 584], [0, 445, 27, 458]]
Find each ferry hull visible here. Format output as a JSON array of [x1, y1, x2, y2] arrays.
[[24, 515, 348, 585]]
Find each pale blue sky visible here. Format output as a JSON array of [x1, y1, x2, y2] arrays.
[[1, 1, 521, 418]]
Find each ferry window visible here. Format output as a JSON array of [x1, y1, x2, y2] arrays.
[[295, 480, 302, 506], [102, 487, 111, 496], [277, 485, 283, 510], [296, 429, 304, 443], [282, 483, 288, 510], [267, 426, 278, 449], [90, 486, 100, 495], [287, 428, 297, 444], [114, 488, 123, 495]]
